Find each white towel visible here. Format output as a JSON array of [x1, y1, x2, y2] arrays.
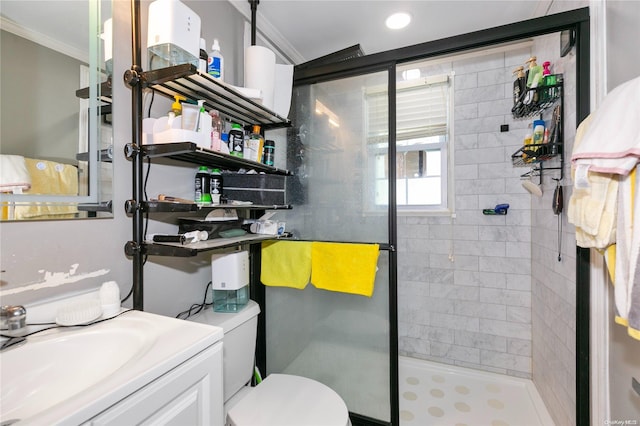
[[0, 154, 31, 193], [571, 75, 640, 175]]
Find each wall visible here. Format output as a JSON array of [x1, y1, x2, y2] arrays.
[[396, 26, 582, 426], [0, 0, 248, 317], [1, 30, 80, 161], [398, 44, 537, 379]]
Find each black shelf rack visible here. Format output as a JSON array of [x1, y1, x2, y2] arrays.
[[141, 64, 291, 130], [144, 200, 291, 214], [511, 143, 563, 167], [133, 142, 291, 175], [132, 234, 286, 257], [511, 81, 563, 119]]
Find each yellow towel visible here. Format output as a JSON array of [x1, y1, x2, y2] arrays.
[[310, 242, 380, 297], [261, 241, 312, 289], [14, 158, 79, 220]]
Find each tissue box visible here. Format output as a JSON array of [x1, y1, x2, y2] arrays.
[[223, 173, 287, 205]]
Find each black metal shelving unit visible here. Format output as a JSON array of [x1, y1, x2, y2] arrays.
[[126, 0, 291, 310]]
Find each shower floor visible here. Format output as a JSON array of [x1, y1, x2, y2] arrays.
[[399, 356, 555, 426]]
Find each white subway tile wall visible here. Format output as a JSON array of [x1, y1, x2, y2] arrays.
[[398, 33, 577, 425]]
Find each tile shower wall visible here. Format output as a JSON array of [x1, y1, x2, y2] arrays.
[[398, 45, 535, 379], [530, 33, 577, 426], [398, 35, 578, 426]]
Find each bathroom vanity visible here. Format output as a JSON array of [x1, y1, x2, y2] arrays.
[[0, 295, 224, 425], [84, 341, 222, 425]]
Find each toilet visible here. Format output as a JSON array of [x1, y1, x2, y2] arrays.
[[188, 299, 350, 426]]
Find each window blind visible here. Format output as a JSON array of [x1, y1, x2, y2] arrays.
[[366, 75, 449, 144]]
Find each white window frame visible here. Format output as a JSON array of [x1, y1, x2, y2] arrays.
[[366, 72, 455, 215]]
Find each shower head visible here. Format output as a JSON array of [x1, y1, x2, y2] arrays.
[[522, 179, 543, 197]]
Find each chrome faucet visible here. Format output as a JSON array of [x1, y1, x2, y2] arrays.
[[1, 305, 27, 331]]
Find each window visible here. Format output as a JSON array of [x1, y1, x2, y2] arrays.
[[367, 72, 453, 212]]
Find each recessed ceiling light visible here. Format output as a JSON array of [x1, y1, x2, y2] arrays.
[[386, 12, 411, 30]]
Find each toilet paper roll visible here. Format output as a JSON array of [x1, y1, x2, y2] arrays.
[[244, 45, 276, 110]]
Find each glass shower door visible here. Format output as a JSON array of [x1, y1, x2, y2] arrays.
[[265, 69, 395, 423]]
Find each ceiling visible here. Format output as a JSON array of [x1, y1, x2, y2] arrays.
[[1, 0, 551, 65], [242, 0, 551, 64]]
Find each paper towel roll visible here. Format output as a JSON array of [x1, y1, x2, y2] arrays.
[[244, 45, 276, 110]]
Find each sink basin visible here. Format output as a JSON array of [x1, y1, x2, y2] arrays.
[[0, 310, 223, 425], [1, 324, 153, 422]]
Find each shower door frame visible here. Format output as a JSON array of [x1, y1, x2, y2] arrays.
[[253, 7, 591, 426], [252, 61, 400, 426]]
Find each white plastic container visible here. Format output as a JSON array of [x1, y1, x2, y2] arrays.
[[210, 251, 249, 313], [147, 0, 201, 70]]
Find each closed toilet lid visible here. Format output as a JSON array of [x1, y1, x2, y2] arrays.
[[227, 374, 349, 426]]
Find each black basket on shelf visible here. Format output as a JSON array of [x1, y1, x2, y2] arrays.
[[511, 143, 562, 167], [511, 83, 562, 119]]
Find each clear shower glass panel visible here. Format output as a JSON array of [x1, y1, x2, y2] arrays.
[[267, 70, 391, 422], [266, 251, 391, 421], [282, 72, 389, 243]]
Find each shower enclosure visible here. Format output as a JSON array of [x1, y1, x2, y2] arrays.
[[261, 67, 399, 425], [251, 7, 590, 426]]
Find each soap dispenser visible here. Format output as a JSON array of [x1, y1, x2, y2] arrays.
[[171, 95, 186, 116], [525, 56, 542, 88]]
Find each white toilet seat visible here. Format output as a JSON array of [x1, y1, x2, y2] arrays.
[[226, 374, 350, 426]]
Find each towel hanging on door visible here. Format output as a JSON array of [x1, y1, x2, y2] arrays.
[[260, 240, 312, 289], [310, 242, 380, 297]]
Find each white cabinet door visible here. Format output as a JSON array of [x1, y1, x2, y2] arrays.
[[87, 342, 223, 426]]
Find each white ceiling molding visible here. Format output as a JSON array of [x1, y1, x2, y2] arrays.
[[0, 16, 88, 63], [228, 0, 305, 65]]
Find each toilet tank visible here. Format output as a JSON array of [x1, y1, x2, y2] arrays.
[[188, 299, 260, 403]]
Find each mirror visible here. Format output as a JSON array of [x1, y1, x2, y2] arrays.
[[0, 0, 113, 220]]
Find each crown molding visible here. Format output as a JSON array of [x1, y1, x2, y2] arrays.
[[1, 16, 88, 63], [227, 0, 306, 65]]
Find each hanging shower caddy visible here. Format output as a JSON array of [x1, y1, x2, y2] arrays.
[[511, 79, 564, 183]]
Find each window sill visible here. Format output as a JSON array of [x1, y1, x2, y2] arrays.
[[397, 208, 453, 217]]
